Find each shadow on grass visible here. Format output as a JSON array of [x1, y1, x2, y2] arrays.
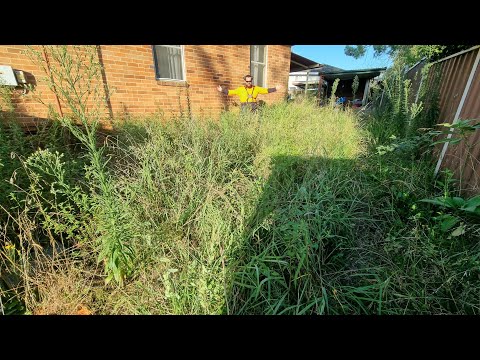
[[225, 154, 380, 315]]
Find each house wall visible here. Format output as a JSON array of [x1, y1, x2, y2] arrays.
[[0, 45, 291, 127], [0, 46, 57, 127]]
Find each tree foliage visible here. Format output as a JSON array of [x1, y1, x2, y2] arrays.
[[345, 45, 475, 66]]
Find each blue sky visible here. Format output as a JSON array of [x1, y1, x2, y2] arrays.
[[292, 45, 392, 70]]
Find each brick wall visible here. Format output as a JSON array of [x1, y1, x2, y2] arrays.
[[0, 45, 291, 126], [0, 45, 57, 126]]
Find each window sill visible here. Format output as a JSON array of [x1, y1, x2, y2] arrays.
[[156, 79, 189, 87]]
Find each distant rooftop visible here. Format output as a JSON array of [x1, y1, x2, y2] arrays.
[[290, 52, 386, 80], [290, 52, 320, 72], [290, 52, 344, 74], [318, 67, 387, 80], [316, 64, 345, 74]]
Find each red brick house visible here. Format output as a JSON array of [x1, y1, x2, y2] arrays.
[[0, 45, 291, 127]]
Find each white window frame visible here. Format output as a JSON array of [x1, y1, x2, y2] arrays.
[[250, 45, 268, 87], [153, 45, 187, 82]]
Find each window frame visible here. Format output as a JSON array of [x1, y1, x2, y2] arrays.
[[250, 45, 268, 87], [152, 45, 187, 82]]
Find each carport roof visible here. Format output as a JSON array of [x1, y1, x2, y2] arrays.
[[290, 52, 321, 72], [320, 67, 387, 80]]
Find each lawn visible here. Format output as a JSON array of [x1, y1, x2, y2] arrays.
[[1, 100, 479, 315]]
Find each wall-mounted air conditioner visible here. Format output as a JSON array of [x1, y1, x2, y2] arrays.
[[0, 65, 28, 86], [0, 65, 18, 86]]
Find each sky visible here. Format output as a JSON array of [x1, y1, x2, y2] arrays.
[[292, 45, 392, 70]]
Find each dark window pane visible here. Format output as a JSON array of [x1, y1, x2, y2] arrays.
[[154, 45, 184, 80]]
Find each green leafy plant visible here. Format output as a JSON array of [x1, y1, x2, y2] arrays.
[[352, 75, 359, 100], [430, 119, 480, 192], [329, 78, 340, 107], [431, 119, 480, 146], [25, 45, 134, 286], [420, 194, 480, 236]]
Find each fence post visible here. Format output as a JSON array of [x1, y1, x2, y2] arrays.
[[434, 47, 480, 176], [414, 64, 425, 104], [304, 70, 310, 95], [362, 79, 371, 106]]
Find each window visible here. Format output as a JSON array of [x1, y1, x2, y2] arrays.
[[153, 45, 185, 81], [250, 45, 267, 87]]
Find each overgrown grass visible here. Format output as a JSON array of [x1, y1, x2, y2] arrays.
[[1, 99, 479, 315]]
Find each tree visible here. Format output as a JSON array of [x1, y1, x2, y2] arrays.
[[344, 45, 399, 59], [344, 45, 475, 66]]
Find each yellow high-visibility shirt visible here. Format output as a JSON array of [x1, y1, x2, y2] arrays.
[[228, 86, 269, 103]]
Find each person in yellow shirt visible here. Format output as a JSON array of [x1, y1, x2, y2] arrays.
[[217, 74, 283, 113]]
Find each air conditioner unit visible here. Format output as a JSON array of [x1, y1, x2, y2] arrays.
[[0, 65, 18, 86], [14, 70, 27, 84], [0, 66, 28, 86]]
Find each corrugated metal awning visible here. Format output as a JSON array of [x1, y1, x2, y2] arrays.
[[290, 52, 321, 72], [320, 68, 387, 80]]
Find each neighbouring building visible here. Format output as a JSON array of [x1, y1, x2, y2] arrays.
[[289, 52, 344, 95], [288, 51, 386, 105], [0, 45, 291, 127]]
